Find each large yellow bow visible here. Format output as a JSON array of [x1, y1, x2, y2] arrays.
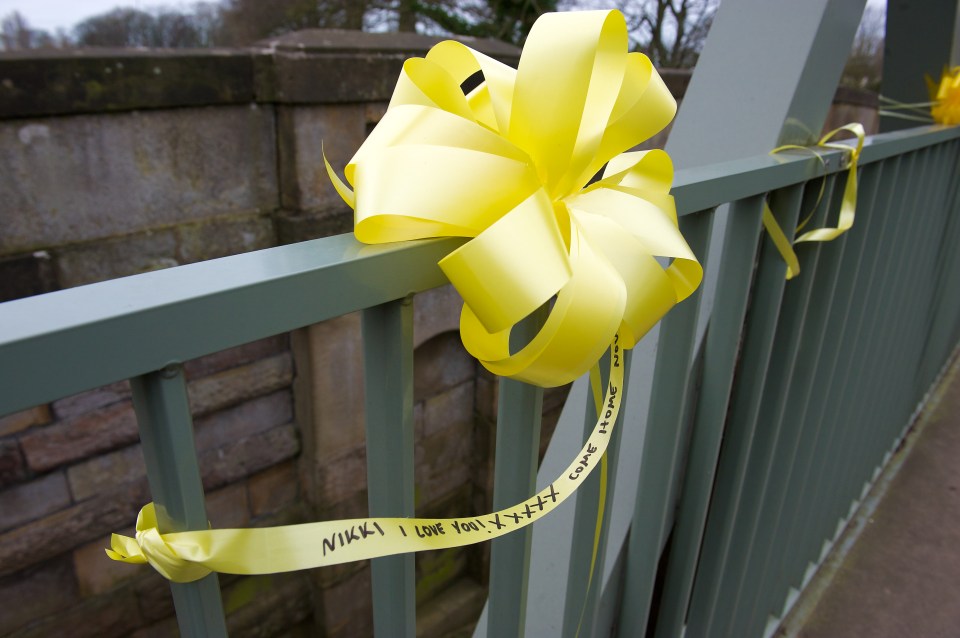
[[326, 10, 701, 387]]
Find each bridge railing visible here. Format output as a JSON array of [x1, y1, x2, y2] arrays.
[[1, 123, 958, 637]]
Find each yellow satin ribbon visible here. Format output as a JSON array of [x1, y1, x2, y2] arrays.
[[108, 340, 625, 582], [927, 66, 960, 125], [761, 123, 865, 279], [326, 9, 701, 387], [108, 10, 704, 583]]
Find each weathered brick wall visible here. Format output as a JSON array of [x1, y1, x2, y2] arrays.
[[0, 33, 878, 636]]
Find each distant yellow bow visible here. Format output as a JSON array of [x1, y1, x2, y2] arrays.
[[928, 66, 960, 125], [326, 10, 701, 387]]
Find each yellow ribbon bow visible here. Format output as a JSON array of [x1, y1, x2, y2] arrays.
[[326, 9, 701, 387], [762, 123, 865, 279], [927, 66, 960, 125], [106, 10, 703, 583]]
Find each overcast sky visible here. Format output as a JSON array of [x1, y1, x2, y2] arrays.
[[0, 0, 202, 33], [3, 0, 886, 38]]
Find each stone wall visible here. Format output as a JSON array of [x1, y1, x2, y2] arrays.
[[0, 31, 524, 638], [0, 33, 879, 637]]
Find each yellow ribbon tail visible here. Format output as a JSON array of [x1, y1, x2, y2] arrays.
[[762, 203, 801, 280], [108, 344, 627, 581], [765, 122, 865, 279], [322, 146, 355, 209]]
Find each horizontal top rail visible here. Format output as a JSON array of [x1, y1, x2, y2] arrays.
[[673, 124, 960, 213], [0, 235, 462, 415], [2, 124, 957, 417]]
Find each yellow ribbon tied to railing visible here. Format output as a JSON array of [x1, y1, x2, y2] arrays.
[[107, 9, 701, 582], [762, 123, 865, 279], [927, 66, 960, 125]]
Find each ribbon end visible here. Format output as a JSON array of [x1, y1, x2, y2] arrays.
[[322, 144, 356, 209], [106, 533, 147, 564]]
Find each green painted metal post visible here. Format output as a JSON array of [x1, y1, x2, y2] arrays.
[[748, 160, 887, 627], [130, 365, 228, 638], [712, 175, 842, 638], [782, 153, 909, 581], [821, 150, 924, 549], [651, 195, 764, 638], [487, 305, 549, 638], [919, 141, 960, 383], [617, 210, 713, 636], [363, 298, 416, 638], [646, 2, 866, 628], [682, 183, 805, 637], [667, 0, 868, 167], [732, 164, 880, 637], [561, 351, 629, 638]]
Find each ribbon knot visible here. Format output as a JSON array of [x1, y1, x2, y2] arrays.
[[326, 9, 702, 388], [106, 503, 211, 583]]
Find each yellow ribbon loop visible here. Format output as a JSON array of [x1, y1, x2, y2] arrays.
[[762, 123, 865, 280], [326, 9, 701, 387], [927, 66, 960, 125]]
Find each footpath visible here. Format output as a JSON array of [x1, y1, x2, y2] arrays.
[[785, 353, 960, 638]]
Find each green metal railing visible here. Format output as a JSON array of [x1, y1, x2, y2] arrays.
[[1, 124, 958, 637]]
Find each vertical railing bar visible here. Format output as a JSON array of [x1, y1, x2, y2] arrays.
[[561, 350, 630, 638], [561, 355, 606, 638], [874, 144, 941, 442], [130, 366, 228, 637], [680, 183, 806, 637], [812, 147, 909, 547], [902, 142, 957, 395], [748, 157, 889, 625], [773, 153, 899, 595], [362, 298, 416, 638], [918, 140, 960, 384], [487, 304, 549, 638], [737, 161, 886, 635], [651, 195, 766, 638], [709, 173, 841, 638], [617, 209, 715, 637], [846, 145, 936, 499], [793, 150, 916, 566], [812, 147, 921, 551], [798, 150, 915, 564], [915, 140, 960, 382], [843, 146, 934, 514], [873, 143, 947, 449]]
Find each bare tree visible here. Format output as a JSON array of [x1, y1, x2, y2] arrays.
[[840, 5, 884, 90], [218, 0, 373, 45], [1, 11, 60, 51], [398, 0, 558, 44], [562, 0, 716, 68], [623, 0, 717, 68]]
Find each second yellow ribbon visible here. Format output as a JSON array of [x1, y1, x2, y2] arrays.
[[762, 123, 865, 280]]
